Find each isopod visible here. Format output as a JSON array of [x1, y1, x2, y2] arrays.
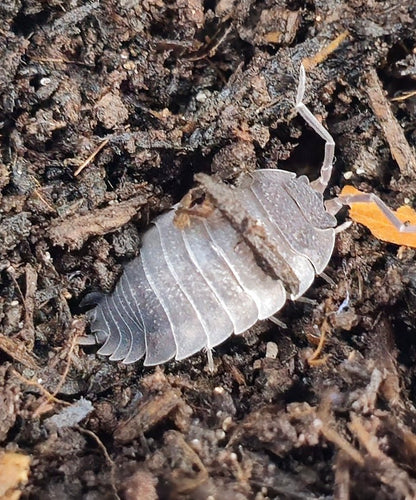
[[83, 66, 396, 366]]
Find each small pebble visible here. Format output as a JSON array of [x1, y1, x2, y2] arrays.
[[266, 341, 278, 359]]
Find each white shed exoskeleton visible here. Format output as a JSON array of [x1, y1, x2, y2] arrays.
[[82, 66, 410, 366]]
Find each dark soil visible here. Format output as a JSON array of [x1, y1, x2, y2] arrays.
[[1, 1, 416, 499]]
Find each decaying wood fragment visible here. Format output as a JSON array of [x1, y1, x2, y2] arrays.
[[19, 264, 37, 348], [163, 430, 209, 494], [195, 173, 300, 294], [366, 68, 416, 180], [49, 195, 150, 250], [114, 389, 192, 443], [349, 415, 416, 498], [0, 335, 39, 370]]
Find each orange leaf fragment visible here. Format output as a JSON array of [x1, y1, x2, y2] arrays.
[[340, 185, 416, 248], [0, 452, 31, 500]]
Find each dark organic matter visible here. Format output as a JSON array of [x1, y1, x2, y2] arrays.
[[2, 1, 416, 499]]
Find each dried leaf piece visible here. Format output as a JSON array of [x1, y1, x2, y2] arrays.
[[0, 452, 31, 500], [341, 185, 416, 248]]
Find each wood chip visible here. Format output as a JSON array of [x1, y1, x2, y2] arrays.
[[163, 430, 209, 494], [0, 335, 39, 370], [366, 68, 416, 179], [114, 389, 192, 443], [49, 195, 150, 249]]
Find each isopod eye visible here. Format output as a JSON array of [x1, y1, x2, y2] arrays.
[[79, 291, 105, 308]]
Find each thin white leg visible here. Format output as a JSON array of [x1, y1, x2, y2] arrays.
[[206, 346, 215, 373], [339, 192, 416, 233], [295, 65, 335, 194]]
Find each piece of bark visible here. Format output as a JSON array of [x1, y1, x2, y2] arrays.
[[195, 173, 300, 294], [366, 68, 416, 180], [49, 195, 149, 250], [0, 334, 39, 370], [114, 389, 192, 443]]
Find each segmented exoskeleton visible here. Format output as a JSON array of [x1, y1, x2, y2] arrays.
[[82, 66, 341, 365]]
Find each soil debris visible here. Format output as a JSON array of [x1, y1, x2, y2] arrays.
[[1, 0, 416, 498], [49, 193, 152, 250]]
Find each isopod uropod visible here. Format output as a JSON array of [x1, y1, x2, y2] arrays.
[[81, 66, 378, 366]]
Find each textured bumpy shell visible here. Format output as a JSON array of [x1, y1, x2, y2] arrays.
[[85, 169, 337, 365]]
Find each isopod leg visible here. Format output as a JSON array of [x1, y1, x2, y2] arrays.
[[295, 64, 335, 194], [339, 192, 416, 233]]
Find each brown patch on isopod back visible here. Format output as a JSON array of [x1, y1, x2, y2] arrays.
[[173, 187, 215, 229], [194, 173, 300, 294]]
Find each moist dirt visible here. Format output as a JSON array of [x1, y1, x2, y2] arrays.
[[1, 1, 416, 499]]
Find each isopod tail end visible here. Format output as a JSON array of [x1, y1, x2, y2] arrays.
[[79, 291, 106, 308], [143, 337, 176, 366], [83, 305, 110, 346], [79, 305, 110, 348], [78, 294, 111, 349]]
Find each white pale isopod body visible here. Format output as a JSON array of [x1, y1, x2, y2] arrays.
[[84, 66, 341, 365], [86, 169, 337, 365]]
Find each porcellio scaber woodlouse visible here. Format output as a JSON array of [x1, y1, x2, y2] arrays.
[[83, 66, 341, 366]]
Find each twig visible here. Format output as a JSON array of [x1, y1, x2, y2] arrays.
[[31, 56, 93, 67], [12, 369, 70, 406], [48, 323, 81, 399], [74, 137, 109, 176], [21, 264, 37, 347], [307, 320, 330, 366], [186, 23, 232, 61], [391, 89, 416, 102], [366, 68, 416, 179], [302, 31, 349, 70], [33, 320, 83, 417], [320, 424, 365, 467], [334, 451, 351, 500], [31, 176, 57, 212], [349, 415, 416, 498], [76, 426, 120, 500]]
